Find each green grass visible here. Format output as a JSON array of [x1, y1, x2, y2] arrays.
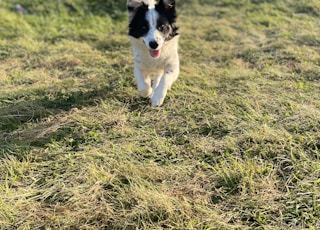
[[1, 0, 320, 229]]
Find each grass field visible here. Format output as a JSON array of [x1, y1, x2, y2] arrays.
[[1, 0, 320, 229]]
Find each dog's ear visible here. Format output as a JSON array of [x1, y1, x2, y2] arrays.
[[127, 0, 141, 12], [155, 0, 177, 23], [156, 0, 176, 11], [127, 0, 148, 21]]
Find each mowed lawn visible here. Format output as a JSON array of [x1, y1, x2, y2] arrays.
[[1, 0, 320, 229]]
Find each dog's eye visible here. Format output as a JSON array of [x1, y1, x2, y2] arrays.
[[142, 25, 148, 31], [158, 24, 167, 31]]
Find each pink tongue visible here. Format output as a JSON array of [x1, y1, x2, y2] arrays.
[[149, 49, 160, 58]]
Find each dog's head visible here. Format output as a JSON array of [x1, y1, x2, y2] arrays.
[[127, 0, 179, 58]]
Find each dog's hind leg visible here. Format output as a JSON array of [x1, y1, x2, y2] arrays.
[[134, 65, 152, 98]]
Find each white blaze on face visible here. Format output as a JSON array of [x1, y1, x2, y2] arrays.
[[144, 8, 164, 58], [147, 0, 155, 9]]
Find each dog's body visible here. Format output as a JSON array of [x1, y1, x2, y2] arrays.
[[127, 0, 179, 106]]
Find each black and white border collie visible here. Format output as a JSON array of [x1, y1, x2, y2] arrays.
[[127, 0, 179, 107]]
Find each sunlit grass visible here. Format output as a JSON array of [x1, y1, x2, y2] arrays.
[[1, 0, 320, 229]]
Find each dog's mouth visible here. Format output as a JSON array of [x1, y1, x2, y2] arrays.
[[149, 49, 160, 58]]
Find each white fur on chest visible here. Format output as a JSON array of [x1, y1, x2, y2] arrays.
[[129, 35, 180, 106], [130, 35, 179, 73]]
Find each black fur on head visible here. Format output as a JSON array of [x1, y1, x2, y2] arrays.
[[128, 2, 149, 38], [128, 0, 179, 40], [155, 0, 179, 40], [155, 0, 177, 24]]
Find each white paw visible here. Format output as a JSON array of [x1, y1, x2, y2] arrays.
[[151, 90, 166, 107], [151, 96, 165, 107], [139, 87, 152, 98]]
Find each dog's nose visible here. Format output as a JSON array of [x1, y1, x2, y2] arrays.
[[149, 41, 158, 49]]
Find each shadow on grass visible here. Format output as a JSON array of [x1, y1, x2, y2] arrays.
[[0, 88, 101, 156], [1, 87, 110, 131], [0, 82, 151, 158]]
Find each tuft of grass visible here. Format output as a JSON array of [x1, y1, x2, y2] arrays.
[[1, 0, 320, 229]]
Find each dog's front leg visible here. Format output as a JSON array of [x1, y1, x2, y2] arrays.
[[152, 73, 162, 92], [151, 66, 179, 107], [134, 65, 152, 98]]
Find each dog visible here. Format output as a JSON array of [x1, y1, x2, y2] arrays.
[[127, 0, 179, 106]]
